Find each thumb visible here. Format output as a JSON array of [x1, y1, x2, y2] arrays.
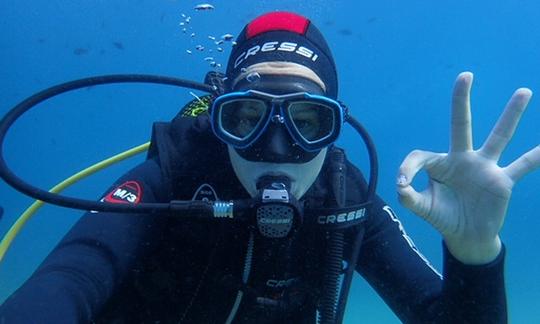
[[396, 150, 441, 218], [397, 183, 432, 219]]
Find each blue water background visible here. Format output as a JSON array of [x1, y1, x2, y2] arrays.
[[1, 1, 540, 322]]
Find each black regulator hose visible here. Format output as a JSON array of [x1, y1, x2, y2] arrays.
[[320, 231, 345, 324], [0, 74, 215, 214], [0, 75, 380, 324], [346, 116, 378, 201], [330, 115, 379, 324], [318, 149, 347, 324]]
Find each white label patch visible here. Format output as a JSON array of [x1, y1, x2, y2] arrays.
[[103, 181, 142, 204], [192, 183, 219, 201]]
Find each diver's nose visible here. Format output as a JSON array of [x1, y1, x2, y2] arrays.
[[234, 115, 319, 163], [236, 121, 298, 163], [264, 121, 293, 159]]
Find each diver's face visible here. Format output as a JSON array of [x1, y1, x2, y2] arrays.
[[225, 71, 331, 199], [230, 74, 327, 164]]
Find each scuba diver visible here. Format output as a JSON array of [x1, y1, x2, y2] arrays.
[[0, 11, 538, 324]]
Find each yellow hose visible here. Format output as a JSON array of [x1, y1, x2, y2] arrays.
[[0, 142, 150, 263]]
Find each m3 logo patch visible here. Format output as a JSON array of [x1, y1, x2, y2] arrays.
[[103, 181, 142, 204]]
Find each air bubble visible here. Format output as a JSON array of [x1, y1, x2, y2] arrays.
[[194, 4, 214, 11], [221, 33, 234, 41]]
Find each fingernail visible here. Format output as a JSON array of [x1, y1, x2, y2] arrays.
[[397, 174, 407, 186]]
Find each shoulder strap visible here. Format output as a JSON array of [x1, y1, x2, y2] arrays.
[[146, 102, 235, 200]]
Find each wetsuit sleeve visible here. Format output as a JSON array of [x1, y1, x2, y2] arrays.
[[351, 169, 506, 323], [357, 194, 507, 323], [356, 196, 506, 323], [0, 158, 168, 324]]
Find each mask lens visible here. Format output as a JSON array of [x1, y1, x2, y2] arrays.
[[288, 101, 335, 142], [220, 99, 267, 140]]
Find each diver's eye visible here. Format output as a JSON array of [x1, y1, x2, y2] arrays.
[[220, 99, 267, 139], [289, 102, 334, 142]]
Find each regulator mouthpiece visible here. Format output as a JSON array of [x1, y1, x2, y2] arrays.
[[256, 176, 297, 238]]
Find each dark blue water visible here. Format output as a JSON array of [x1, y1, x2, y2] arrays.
[[1, 1, 539, 322]]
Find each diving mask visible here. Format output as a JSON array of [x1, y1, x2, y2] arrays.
[[210, 90, 345, 152]]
